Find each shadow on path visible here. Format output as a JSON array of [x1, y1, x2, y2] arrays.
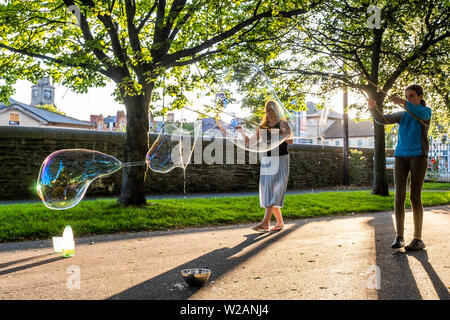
[[0, 256, 64, 276], [406, 250, 450, 300], [368, 211, 449, 300], [107, 224, 301, 300], [0, 252, 54, 269]]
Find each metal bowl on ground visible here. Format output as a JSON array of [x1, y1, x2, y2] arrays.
[[181, 268, 211, 287]]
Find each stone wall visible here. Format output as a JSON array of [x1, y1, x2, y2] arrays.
[[0, 126, 388, 201]]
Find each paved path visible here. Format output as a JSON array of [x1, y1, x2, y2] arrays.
[[0, 205, 449, 300]]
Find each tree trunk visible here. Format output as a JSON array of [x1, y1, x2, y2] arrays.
[[370, 28, 389, 196], [118, 83, 154, 206], [343, 88, 349, 185], [372, 94, 389, 196]]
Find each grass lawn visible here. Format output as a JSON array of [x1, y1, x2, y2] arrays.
[[0, 190, 449, 242], [423, 182, 450, 190]]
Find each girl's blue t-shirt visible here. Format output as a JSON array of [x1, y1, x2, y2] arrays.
[[394, 101, 431, 157]]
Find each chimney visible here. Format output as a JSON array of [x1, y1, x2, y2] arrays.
[[97, 114, 104, 131], [116, 110, 126, 131], [90, 115, 98, 124]]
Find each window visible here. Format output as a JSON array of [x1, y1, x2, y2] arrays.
[[9, 112, 20, 126], [358, 139, 363, 147], [44, 90, 52, 99], [32, 90, 38, 98], [335, 141, 340, 146]]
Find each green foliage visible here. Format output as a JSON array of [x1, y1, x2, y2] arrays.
[[263, 0, 449, 193], [0, 0, 317, 115], [348, 149, 367, 185], [272, 0, 449, 120]]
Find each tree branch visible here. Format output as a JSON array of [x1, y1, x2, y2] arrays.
[[383, 30, 450, 93], [125, 0, 142, 54], [163, 49, 222, 68], [137, 1, 158, 33], [164, 0, 186, 37], [153, 0, 167, 50], [0, 43, 111, 78], [168, 1, 199, 42], [62, 0, 112, 69], [161, 5, 318, 66]]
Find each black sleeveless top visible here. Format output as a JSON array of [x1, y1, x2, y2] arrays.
[[263, 121, 289, 157]]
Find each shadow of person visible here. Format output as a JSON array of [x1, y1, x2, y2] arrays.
[[0, 255, 64, 276], [367, 212, 422, 300], [107, 224, 300, 300], [0, 252, 54, 269], [406, 250, 450, 300]]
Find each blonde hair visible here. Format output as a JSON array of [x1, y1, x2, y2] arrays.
[[261, 100, 285, 128]]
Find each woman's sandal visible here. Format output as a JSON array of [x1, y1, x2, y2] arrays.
[[251, 225, 269, 233], [270, 225, 285, 232]]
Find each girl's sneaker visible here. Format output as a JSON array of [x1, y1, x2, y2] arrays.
[[391, 236, 405, 249], [405, 238, 425, 251]]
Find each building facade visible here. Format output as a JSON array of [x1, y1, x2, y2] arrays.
[[90, 111, 127, 132], [0, 98, 95, 130]]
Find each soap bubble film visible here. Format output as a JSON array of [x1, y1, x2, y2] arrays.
[[37, 149, 122, 210], [146, 121, 202, 173], [195, 63, 293, 153]]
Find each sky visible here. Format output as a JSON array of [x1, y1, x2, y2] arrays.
[[11, 78, 368, 122]]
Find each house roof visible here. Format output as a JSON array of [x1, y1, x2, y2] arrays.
[[201, 117, 234, 133], [322, 119, 374, 138], [0, 98, 93, 128], [306, 101, 343, 119]]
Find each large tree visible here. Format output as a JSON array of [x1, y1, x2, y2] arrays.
[[0, 0, 321, 206], [270, 0, 449, 195]]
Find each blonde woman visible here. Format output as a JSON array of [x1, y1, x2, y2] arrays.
[[236, 100, 293, 232]]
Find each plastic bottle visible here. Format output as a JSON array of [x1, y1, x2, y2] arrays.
[[62, 225, 75, 258]]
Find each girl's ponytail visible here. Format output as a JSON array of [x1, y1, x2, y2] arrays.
[[420, 99, 426, 106]]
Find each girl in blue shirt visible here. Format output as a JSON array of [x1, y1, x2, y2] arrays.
[[368, 84, 431, 251]]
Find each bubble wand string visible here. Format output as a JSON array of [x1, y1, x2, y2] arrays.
[[121, 161, 146, 167], [183, 104, 260, 127], [192, 62, 270, 127], [363, 76, 429, 128]]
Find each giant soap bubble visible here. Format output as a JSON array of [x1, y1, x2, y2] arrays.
[[289, 102, 330, 145], [146, 120, 202, 173], [194, 64, 293, 153], [37, 149, 124, 210], [147, 103, 203, 193]]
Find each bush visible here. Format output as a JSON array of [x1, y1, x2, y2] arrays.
[[427, 158, 441, 182], [349, 149, 367, 185]]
